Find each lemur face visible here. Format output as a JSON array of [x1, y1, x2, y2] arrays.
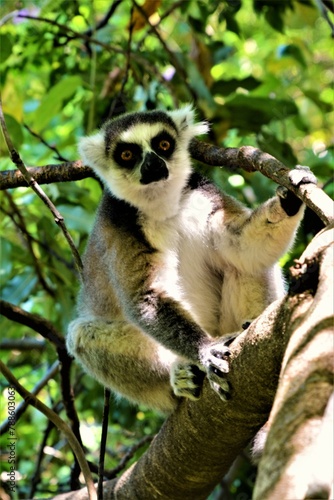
[[106, 119, 177, 186], [78, 106, 208, 208]]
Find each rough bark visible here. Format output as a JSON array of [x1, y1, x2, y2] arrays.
[[0, 161, 95, 190], [253, 227, 334, 500]]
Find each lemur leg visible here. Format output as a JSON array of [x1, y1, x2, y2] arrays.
[[67, 318, 178, 413]]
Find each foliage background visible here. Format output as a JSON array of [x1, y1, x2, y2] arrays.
[[0, 0, 333, 498]]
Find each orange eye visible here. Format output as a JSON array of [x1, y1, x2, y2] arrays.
[[159, 140, 170, 151], [121, 150, 133, 161]]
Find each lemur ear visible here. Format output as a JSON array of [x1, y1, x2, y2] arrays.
[[167, 105, 209, 138], [78, 132, 105, 171]]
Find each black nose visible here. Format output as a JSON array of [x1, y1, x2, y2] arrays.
[[140, 152, 169, 185]]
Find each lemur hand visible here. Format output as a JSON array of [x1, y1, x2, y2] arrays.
[[199, 339, 232, 402], [277, 165, 317, 216]]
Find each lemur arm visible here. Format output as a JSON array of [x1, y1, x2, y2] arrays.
[[210, 167, 317, 274]]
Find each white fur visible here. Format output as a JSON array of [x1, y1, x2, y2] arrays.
[[79, 106, 207, 221]]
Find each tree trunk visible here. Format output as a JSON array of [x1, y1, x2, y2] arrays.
[[52, 227, 334, 500], [253, 227, 334, 500]]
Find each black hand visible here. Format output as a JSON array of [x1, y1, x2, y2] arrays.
[[278, 187, 303, 216]]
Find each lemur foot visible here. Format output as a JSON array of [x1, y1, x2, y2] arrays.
[[171, 363, 206, 400], [277, 166, 317, 217], [200, 338, 233, 403]]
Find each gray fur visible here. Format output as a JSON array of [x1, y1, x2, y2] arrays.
[[67, 106, 310, 412]]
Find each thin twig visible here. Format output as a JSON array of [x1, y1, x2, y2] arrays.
[[108, 5, 135, 118], [0, 98, 83, 276], [84, 0, 123, 36], [29, 401, 63, 498], [0, 361, 97, 500], [98, 388, 111, 499], [16, 13, 125, 55], [132, 0, 196, 100], [57, 346, 85, 490], [104, 435, 154, 479], [0, 361, 60, 435], [2, 191, 55, 296], [24, 123, 69, 162], [136, 1, 186, 50], [1, 203, 76, 272]]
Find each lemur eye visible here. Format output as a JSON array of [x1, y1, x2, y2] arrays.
[[159, 140, 171, 151], [121, 150, 133, 161]]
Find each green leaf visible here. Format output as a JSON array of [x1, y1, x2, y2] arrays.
[[303, 90, 333, 113], [57, 204, 94, 233], [212, 77, 262, 96], [188, 15, 206, 33], [257, 130, 298, 167], [31, 76, 83, 132], [0, 34, 13, 63], [277, 44, 306, 67], [2, 114, 24, 149], [265, 8, 284, 32], [224, 95, 299, 133], [2, 272, 38, 304], [253, 0, 293, 32], [225, 13, 241, 35]]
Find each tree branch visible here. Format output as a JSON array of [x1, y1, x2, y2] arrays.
[[0, 299, 65, 349], [2, 191, 56, 296], [0, 361, 97, 500], [1, 139, 333, 226], [0, 338, 46, 351], [0, 161, 95, 189], [0, 361, 59, 435], [253, 227, 334, 500], [84, 0, 123, 37], [0, 99, 83, 275]]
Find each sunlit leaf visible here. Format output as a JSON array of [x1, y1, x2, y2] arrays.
[[31, 76, 83, 132], [277, 44, 306, 67]]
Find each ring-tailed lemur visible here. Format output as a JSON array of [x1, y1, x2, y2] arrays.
[[67, 106, 315, 413]]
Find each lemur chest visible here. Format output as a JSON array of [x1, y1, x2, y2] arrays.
[[140, 216, 181, 300]]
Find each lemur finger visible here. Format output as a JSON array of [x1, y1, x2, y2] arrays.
[[288, 165, 317, 187], [209, 380, 232, 402], [277, 166, 317, 217]]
